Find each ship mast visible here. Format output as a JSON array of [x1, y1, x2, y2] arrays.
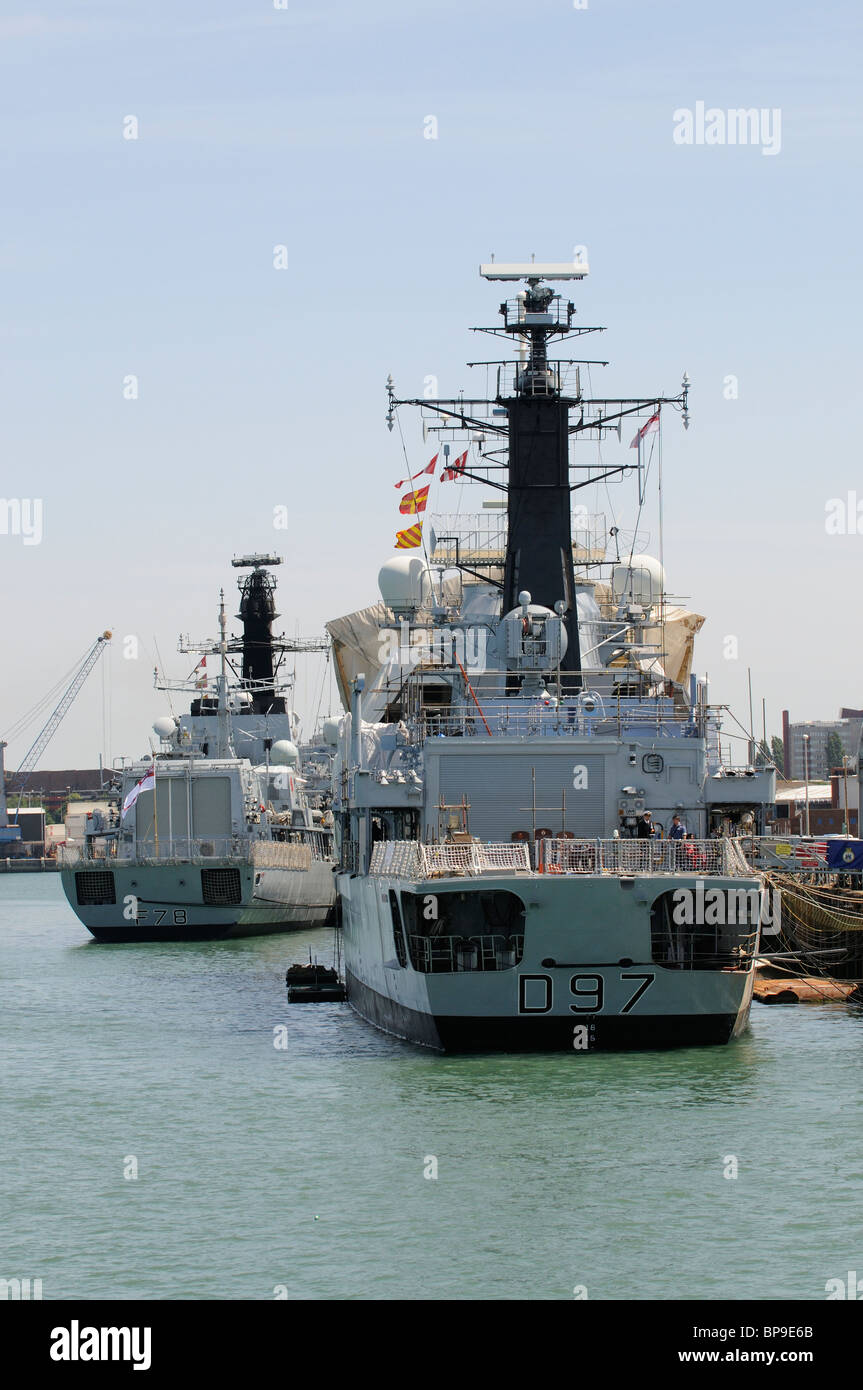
[[492, 266, 586, 672], [163, 556, 329, 715], [232, 554, 286, 714], [217, 588, 231, 757], [385, 258, 691, 691]]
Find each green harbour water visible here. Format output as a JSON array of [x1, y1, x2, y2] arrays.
[[2, 874, 862, 1302]]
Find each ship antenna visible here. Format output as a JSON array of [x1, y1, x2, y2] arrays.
[[152, 637, 176, 718], [658, 411, 666, 685], [217, 587, 231, 757]]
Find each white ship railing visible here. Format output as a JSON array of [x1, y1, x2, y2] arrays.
[[421, 706, 700, 740], [62, 836, 253, 866], [369, 841, 531, 878], [539, 837, 754, 877], [367, 837, 755, 879], [64, 834, 334, 870]]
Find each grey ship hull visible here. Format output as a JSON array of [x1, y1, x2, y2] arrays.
[[339, 869, 756, 1053], [344, 971, 748, 1051], [61, 860, 336, 942]]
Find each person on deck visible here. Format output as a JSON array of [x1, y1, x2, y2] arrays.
[[636, 811, 655, 839], [668, 813, 687, 866]]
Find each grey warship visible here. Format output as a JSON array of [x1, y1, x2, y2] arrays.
[[61, 556, 336, 941], [329, 259, 776, 1050]]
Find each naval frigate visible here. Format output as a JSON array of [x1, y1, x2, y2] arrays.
[[329, 259, 776, 1051], [61, 555, 337, 941]]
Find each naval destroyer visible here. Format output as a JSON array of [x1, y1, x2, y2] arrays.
[[61, 556, 336, 941], [329, 260, 776, 1050]]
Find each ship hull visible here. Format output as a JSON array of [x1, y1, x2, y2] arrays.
[[61, 860, 336, 942], [338, 869, 757, 1053], [345, 969, 744, 1050]]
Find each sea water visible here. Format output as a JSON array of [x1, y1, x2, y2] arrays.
[[2, 875, 861, 1301]]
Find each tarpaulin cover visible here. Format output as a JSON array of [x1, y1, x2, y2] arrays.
[[827, 840, 863, 871]]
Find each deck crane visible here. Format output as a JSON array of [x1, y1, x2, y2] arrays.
[[6, 631, 112, 821]]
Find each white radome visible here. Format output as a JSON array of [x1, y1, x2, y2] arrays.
[[611, 554, 666, 611], [270, 739, 299, 767], [378, 555, 435, 613]]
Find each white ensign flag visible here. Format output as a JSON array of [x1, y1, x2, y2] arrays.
[[121, 765, 155, 820], [629, 411, 660, 448]]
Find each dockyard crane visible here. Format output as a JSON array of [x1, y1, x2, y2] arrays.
[[6, 632, 112, 816]]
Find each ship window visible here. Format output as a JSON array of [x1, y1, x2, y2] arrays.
[[393, 810, 420, 840], [422, 686, 452, 707], [649, 889, 759, 971], [400, 889, 525, 973], [388, 890, 407, 967]]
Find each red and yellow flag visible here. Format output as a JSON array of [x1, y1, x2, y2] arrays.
[[395, 522, 423, 549], [399, 484, 430, 515]]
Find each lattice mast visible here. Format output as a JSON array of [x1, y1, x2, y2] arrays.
[[385, 259, 690, 688]]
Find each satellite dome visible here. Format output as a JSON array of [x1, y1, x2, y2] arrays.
[[153, 716, 178, 741], [379, 555, 435, 614], [611, 555, 665, 611], [270, 739, 299, 767]]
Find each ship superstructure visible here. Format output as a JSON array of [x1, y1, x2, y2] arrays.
[[330, 260, 776, 1050], [61, 557, 336, 941]]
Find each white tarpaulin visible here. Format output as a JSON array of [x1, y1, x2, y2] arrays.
[[326, 602, 393, 710]]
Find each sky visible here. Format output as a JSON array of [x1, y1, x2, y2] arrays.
[[0, 0, 861, 772]]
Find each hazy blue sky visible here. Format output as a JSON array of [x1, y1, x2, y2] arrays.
[[1, 0, 860, 770]]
